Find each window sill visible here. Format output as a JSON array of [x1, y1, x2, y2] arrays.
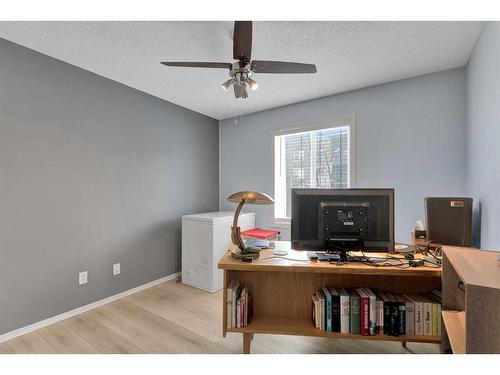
[[272, 220, 291, 229]]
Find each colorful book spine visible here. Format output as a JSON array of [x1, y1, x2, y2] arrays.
[[356, 288, 370, 336], [339, 288, 350, 334], [406, 294, 424, 335], [248, 295, 253, 325], [385, 293, 400, 336], [244, 286, 248, 327], [319, 290, 325, 330], [236, 299, 241, 328], [322, 287, 333, 332], [379, 292, 392, 335], [329, 288, 341, 333], [423, 298, 433, 335], [232, 282, 241, 328], [363, 288, 378, 336], [395, 295, 406, 335], [426, 291, 442, 336], [312, 294, 319, 328], [310, 289, 441, 338], [349, 289, 360, 335], [226, 280, 235, 329], [375, 295, 384, 335], [403, 296, 415, 335]]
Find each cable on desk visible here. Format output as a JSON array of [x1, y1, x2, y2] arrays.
[[259, 255, 310, 262]]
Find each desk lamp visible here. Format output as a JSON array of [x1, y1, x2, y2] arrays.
[[227, 191, 274, 259]]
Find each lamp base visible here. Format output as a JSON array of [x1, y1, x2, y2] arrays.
[[231, 247, 261, 259]]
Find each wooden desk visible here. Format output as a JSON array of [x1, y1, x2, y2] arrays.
[[218, 241, 442, 353], [441, 246, 500, 353]]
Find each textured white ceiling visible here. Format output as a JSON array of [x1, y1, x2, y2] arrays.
[[0, 21, 483, 120]]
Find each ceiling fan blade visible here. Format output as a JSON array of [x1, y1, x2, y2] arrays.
[[251, 60, 317, 74], [233, 21, 252, 62], [233, 84, 242, 98], [161, 62, 232, 70]]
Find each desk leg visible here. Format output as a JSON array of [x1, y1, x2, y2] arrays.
[[402, 341, 407, 349], [243, 333, 252, 354]]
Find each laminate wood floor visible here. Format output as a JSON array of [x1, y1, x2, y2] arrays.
[[1, 279, 440, 354]]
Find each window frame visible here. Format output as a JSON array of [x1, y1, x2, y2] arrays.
[[272, 116, 356, 228]]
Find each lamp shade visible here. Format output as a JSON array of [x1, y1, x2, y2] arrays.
[[227, 191, 274, 205]]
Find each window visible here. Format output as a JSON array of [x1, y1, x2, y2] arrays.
[[273, 119, 355, 226]]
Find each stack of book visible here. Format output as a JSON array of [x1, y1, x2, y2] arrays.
[[241, 228, 281, 241], [226, 280, 253, 329], [312, 287, 441, 336]]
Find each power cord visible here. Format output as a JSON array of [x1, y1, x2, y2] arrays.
[[259, 255, 310, 262]]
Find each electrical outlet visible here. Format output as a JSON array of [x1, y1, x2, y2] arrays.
[[113, 263, 120, 276], [79, 271, 88, 285]]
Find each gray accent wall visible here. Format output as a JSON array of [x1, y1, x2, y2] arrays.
[[220, 68, 468, 242], [0, 38, 219, 335], [466, 23, 500, 250]]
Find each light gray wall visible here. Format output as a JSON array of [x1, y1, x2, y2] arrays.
[[466, 23, 500, 250], [220, 68, 467, 242], [0, 38, 219, 335]]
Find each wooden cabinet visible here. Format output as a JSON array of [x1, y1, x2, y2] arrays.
[[441, 246, 500, 353]]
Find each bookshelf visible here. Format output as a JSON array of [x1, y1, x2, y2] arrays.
[[441, 246, 500, 353], [229, 316, 440, 344], [219, 242, 442, 353]]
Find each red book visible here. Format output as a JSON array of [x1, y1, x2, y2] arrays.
[[241, 228, 280, 240], [356, 288, 370, 336]]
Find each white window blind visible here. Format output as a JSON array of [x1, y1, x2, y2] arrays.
[[274, 123, 353, 222]]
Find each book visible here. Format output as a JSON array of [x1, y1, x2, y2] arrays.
[[397, 295, 407, 335], [394, 295, 406, 335], [421, 295, 433, 335], [320, 290, 326, 331], [356, 288, 370, 336], [241, 285, 248, 327], [226, 280, 236, 329], [339, 288, 350, 334], [426, 291, 442, 336], [363, 288, 378, 336], [401, 295, 415, 335], [405, 294, 424, 335], [375, 293, 385, 335], [379, 292, 392, 335], [236, 298, 241, 328], [428, 289, 442, 300], [231, 281, 241, 328], [240, 228, 280, 240], [385, 293, 400, 336], [244, 238, 271, 248], [312, 294, 319, 328], [322, 287, 333, 332], [248, 295, 253, 324], [348, 289, 360, 334], [432, 303, 441, 336], [316, 290, 325, 330], [329, 288, 341, 332]]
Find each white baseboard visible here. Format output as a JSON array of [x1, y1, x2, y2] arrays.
[[0, 272, 180, 344]]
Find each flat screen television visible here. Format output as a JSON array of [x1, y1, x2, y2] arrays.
[[291, 188, 394, 252]]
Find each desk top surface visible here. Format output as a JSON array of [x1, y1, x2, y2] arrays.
[[218, 241, 442, 276], [443, 246, 500, 288]]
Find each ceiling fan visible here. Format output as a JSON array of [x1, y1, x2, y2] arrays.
[[161, 21, 317, 99]]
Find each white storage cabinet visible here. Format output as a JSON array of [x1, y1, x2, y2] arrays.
[[181, 211, 255, 292]]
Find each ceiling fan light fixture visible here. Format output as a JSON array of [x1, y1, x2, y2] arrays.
[[222, 77, 236, 91], [162, 22, 317, 100], [246, 77, 258, 91], [241, 85, 248, 99]]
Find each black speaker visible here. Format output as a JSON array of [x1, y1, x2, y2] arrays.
[[424, 197, 473, 246]]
